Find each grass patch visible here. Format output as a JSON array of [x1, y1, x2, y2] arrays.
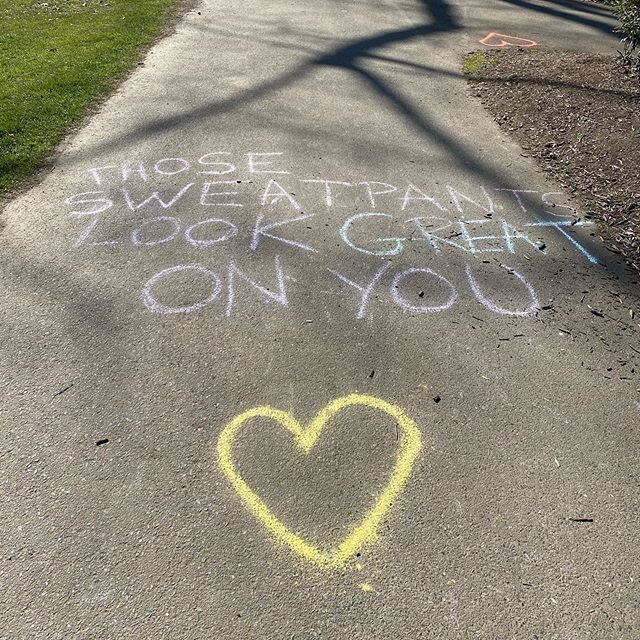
[[463, 51, 494, 75], [0, 0, 188, 198]]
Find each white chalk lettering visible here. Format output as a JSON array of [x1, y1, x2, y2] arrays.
[[480, 186, 501, 212], [340, 213, 405, 256], [198, 152, 235, 175], [391, 268, 457, 313], [300, 179, 352, 207], [251, 213, 316, 253], [494, 188, 539, 213], [66, 159, 613, 321], [200, 181, 243, 207], [359, 182, 397, 208], [132, 216, 181, 247], [73, 214, 121, 248], [501, 220, 539, 253], [328, 262, 392, 319], [447, 186, 496, 215], [466, 263, 539, 316], [142, 264, 222, 314], [226, 256, 287, 317], [122, 162, 148, 183], [459, 219, 503, 254], [124, 183, 194, 210], [400, 184, 447, 212], [406, 217, 467, 253], [185, 218, 238, 247], [154, 158, 190, 176], [541, 192, 577, 218], [65, 191, 113, 215], [247, 152, 289, 174], [524, 220, 597, 263], [87, 166, 118, 186], [260, 179, 300, 210]]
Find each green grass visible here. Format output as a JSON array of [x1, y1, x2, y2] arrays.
[[0, 0, 186, 197], [463, 51, 494, 75]]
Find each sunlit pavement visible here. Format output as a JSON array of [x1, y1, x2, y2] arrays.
[[1, 1, 638, 638]]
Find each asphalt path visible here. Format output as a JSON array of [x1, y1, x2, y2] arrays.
[[1, 0, 638, 638]]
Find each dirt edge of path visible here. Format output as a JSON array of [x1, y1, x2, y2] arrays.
[[465, 48, 640, 280]]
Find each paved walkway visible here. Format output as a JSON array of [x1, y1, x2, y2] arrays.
[[1, 0, 638, 638]]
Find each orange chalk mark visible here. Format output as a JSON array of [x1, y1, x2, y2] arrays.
[[479, 32, 538, 47]]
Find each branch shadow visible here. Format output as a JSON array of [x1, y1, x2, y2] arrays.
[[363, 52, 637, 99], [68, 0, 637, 289], [539, 0, 615, 19], [496, 0, 618, 37], [77, 0, 461, 157]]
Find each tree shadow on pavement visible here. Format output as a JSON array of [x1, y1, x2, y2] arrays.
[[540, 0, 615, 19], [68, 0, 638, 291], [497, 0, 617, 37], [80, 0, 461, 154]]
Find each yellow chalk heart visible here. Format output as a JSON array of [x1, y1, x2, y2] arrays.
[[217, 393, 422, 567]]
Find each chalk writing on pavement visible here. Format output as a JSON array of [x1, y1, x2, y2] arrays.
[[63, 152, 599, 319]]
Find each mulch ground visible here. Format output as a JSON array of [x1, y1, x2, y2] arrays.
[[467, 49, 640, 275]]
